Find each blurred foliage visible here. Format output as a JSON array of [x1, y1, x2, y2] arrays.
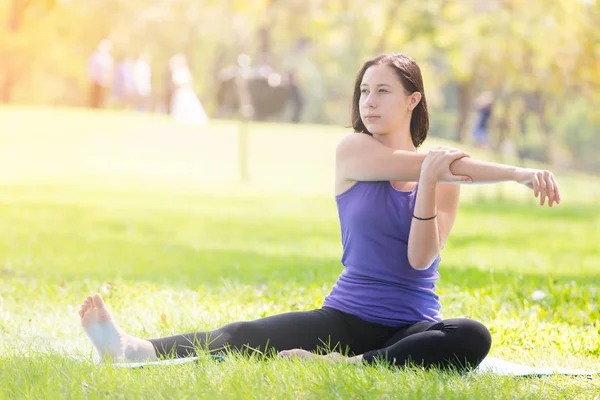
[[0, 0, 599, 170]]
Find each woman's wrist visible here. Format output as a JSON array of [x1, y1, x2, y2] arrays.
[[511, 166, 524, 183], [418, 171, 438, 187]]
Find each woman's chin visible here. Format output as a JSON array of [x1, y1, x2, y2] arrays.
[[367, 127, 385, 135]]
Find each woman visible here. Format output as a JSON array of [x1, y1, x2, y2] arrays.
[[168, 53, 209, 125], [79, 53, 559, 371]]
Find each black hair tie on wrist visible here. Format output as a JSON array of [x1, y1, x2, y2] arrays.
[[413, 214, 437, 221]]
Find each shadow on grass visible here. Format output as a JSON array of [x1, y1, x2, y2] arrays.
[[11, 245, 597, 291], [3, 192, 597, 292]]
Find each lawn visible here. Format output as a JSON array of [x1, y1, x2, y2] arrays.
[[0, 106, 598, 399]]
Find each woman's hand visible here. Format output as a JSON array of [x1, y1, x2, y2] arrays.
[[513, 168, 561, 207], [420, 146, 472, 184]]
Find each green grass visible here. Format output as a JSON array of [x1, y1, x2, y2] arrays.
[[0, 106, 599, 399]]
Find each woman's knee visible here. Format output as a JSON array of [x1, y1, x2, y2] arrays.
[[450, 318, 492, 360], [216, 320, 269, 353], [219, 321, 253, 342]]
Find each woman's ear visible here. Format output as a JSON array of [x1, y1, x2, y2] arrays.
[[408, 92, 422, 111]]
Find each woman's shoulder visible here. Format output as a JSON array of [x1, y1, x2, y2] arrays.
[[336, 131, 372, 148]]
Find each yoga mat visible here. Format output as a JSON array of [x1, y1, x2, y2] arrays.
[[105, 355, 597, 377], [475, 357, 596, 377]]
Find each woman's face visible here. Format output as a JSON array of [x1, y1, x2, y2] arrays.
[[359, 64, 416, 135]]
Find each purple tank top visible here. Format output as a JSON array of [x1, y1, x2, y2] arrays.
[[322, 181, 442, 326]]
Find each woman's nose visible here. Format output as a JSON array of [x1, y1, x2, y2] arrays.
[[364, 94, 377, 108]]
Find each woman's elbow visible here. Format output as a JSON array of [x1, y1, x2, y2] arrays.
[[407, 254, 432, 271]]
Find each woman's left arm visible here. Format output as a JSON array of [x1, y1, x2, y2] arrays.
[[407, 180, 460, 270], [406, 145, 562, 270]]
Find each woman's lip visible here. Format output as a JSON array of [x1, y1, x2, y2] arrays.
[[366, 116, 380, 121]]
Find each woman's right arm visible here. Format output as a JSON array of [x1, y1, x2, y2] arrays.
[[335, 133, 427, 182], [336, 133, 561, 205], [335, 133, 468, 183]]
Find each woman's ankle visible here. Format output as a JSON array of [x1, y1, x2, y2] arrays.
[[123, 336, 158, 362]]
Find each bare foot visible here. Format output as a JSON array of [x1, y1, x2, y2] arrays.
[[278, 349, 362, 364], [79, 293, 156, 362]]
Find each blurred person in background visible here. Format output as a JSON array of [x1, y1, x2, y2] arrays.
[[132, 52, 152, 112], [112, 53, 135, 109], [167, 53, 209, 125], [88, 39, 114, 109], [472, 91, 495, 149]]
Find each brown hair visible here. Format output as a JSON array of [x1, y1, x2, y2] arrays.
[[351, 53, 429, 148]]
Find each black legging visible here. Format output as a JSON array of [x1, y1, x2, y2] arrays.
[[149, 307, 491, 371]]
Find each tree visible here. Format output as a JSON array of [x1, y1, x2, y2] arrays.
[[1, 0, 57, 102]]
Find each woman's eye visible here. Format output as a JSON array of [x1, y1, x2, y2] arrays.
[[360, 89, 368, 94], [379, 89, 388, 93]]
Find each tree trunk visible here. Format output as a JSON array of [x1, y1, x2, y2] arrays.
[[515, 109, 528, 166], [531, 91, 553, 166], [8, 0, 24, 31], [373, 1, 401, 54], [537, 113, 553, 166], [495, 99, 508, 155], [1, 0, 25, 103], [455, 80, 473, 143], [0, 68, 14, 104]]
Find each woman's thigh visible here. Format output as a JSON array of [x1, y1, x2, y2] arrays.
[[150, 307, 364, 357], [382, 318, 490, 348], [220, 308, 353, 353]]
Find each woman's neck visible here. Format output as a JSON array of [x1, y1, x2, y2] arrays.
[[373, 130, 416, 152]]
